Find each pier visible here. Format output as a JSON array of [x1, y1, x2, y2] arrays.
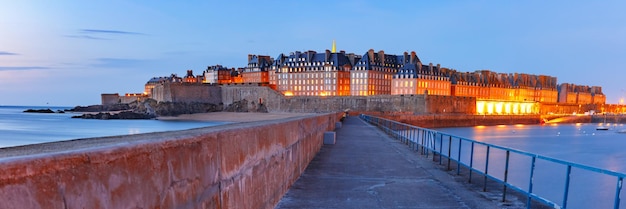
[[276, 116, 507, 209]]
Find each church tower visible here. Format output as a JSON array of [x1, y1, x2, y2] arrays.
[[331, 39, 336, 53]]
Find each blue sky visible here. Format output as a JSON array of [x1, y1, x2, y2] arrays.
[[1, 1, 625, 106]]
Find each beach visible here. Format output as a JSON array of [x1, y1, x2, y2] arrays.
[[156, 112, 315, 123]]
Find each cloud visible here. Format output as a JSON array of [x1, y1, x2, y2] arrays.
[[0, 66, 50, 71], [92, 58, 147, 68], [64, 35, 111, 40], [0, 51, 19, 55], [81, 29, 146, 35]]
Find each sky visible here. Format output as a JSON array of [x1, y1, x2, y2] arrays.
[[1, 1, 625, 106]]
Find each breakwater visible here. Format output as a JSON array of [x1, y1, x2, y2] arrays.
[[0, 113, 341, 209], [357, 113, 541, 128]]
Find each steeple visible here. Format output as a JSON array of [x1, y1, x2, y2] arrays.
[[331, 39, 336, 53]]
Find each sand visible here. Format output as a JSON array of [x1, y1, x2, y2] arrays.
[[156, 112, 315, 123]]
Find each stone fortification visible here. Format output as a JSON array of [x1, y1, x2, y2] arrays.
[[152, 82, 222, 104], [375, 114, 541, 128], [221, 86, 477, 114], [0, 113, 342, 209]]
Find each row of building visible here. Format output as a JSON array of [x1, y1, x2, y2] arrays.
[[142, 46, 606, 109]]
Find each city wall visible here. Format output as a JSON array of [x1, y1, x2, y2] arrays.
[[0, 113, 341, 209], [220, 86, 476, 114], [152, 83, 222, 104], [371, 114, 541, 128]]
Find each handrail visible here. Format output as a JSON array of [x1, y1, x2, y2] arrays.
[[360, 114, 625, 209]]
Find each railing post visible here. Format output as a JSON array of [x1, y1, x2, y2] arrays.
[[424, 132, 428, 158], [468, 141, 474, 183], [614, 176, 623, 209], [447, 135, 452, 171], [503, 150, 510, 202], [527, 156, 536, 209], [439, 133, 443, 165], [484, 146, 490, 192], [457, 138, 462, 175], [563, 165, 572, 208]]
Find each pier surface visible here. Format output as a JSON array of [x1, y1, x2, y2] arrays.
[[276, 116, 508, 209]]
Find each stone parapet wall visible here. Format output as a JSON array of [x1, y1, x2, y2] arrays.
[[371, 114, 541, 128], [0, 113, 341, 209], [221, 86, 477, 114], [152, 83, 222, 104]]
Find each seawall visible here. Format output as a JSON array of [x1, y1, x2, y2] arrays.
[[0, 113, 341, 209], [368, 114, 541, 128], [220, 86, 476, 114]]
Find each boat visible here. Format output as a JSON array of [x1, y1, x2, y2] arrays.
[[596, 126, 609, 130], [617, 129, 626, 134], [596, 114, 609, 130]]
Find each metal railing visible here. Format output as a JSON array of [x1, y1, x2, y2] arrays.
[[360, 114, 625, 209]]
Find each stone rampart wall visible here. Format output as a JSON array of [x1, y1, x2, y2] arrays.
[[371, 114, 541, 128], [220, 86, 477, 114], [152, 83, 222, 104], [0, 113, 341, 209]]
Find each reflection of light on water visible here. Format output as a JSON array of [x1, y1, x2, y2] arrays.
[[497, 125, 506, 128], [128, 128, 141, 135]]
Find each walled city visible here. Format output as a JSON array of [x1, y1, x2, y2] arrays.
[[105, 44, 626, 115]]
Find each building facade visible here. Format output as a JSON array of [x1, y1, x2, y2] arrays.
[[351, 49, 402, 96], [275, 50, 353, 96]]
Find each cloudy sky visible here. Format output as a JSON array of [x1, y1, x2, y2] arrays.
[[1, 1, 625, 106]]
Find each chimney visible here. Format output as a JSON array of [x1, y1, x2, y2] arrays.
[[325, 49, 331, 62], [340, 50, 345, 55], [248, 54, 254, 63], [403, 52, 409, 64]]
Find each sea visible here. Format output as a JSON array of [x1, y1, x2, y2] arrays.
[[436, 123, 626, 209], [0, 105, 228, 148]]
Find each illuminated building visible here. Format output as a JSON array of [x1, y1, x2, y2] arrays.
[[558, 83, 605, 104], [242, 55, 272, 84], [183, 70, 202, 83], [392, 53, 451, 96], [144, 75, 181, 96], [275, 49, 355, 96], [351, 49, 402, 96], [203, 65, 231, 84]]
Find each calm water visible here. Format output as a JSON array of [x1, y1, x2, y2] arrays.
[[0, 106, 227, 148], [436, 123, 626, 209]]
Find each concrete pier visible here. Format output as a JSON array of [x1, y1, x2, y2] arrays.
[[276, 116, 507, 209]]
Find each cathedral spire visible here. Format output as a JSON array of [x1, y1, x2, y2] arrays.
[[331, 39, 336, 53]]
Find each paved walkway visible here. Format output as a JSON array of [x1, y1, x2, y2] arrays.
[[275, 116, 507, 209]]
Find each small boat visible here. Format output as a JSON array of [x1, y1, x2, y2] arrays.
[[597, 114, 609, 130], [597, 125, 610, 130], [617, 129, 626, 134]]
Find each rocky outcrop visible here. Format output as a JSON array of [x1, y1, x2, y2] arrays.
[[68, 103, 132, 112], [153, 101, 221, 116], [224, 99, 268, 113], [71, 111, 153, 120], [72, 99, 222, 120], [23, 109, 55, 113]]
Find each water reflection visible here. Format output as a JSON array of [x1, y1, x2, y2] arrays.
[[435, 123, 626, 209]]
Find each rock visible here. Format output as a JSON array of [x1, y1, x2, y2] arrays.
[[71, 99, 222, 119], [72, 111, 154, 120], [224, 99, 268, 113], [23, 109, 55, 113], [68, 103, 132, 112]]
